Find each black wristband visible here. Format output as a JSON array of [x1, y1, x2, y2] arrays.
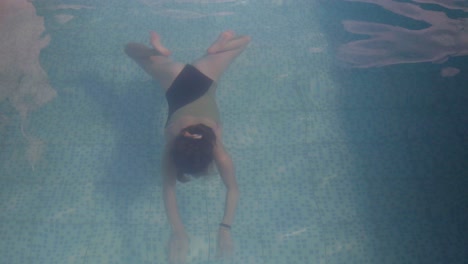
[[219, 223, 231, 229]]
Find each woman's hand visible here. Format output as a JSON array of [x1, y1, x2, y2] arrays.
[[167, 231, 189, 264], [216, 228, 234, 259]]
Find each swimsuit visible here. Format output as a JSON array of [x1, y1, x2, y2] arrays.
[[165, 64, 220, 127]]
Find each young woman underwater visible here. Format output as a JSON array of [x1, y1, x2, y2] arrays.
[[125, 30, 251, 264]]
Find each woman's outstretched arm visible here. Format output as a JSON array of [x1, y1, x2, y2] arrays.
[[162, 144, 186, 234], [213, 128, 239, 259], [162, 144, 190, 264], [216, 148, 239, 226]]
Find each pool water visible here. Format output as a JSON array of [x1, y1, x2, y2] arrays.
[[0, 0, 467, 263]]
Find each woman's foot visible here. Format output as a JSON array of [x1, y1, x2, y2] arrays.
[[207, 30, 236, 54], [150, 31, 171, 56]]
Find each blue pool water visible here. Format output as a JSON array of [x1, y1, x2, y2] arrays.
[[0, 0, 467, 263]]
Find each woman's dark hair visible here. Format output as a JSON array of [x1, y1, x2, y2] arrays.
[[171, 124, 216, 182]]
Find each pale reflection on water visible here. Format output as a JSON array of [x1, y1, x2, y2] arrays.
[[0, 0, 55, 170], [338, 0, 468, 76]]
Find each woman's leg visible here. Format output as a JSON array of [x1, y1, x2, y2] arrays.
[[192, 31, 251, 82], [125, 31, 184, 91]]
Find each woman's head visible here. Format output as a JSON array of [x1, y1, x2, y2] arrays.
[[171, 124, 216, 180]]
